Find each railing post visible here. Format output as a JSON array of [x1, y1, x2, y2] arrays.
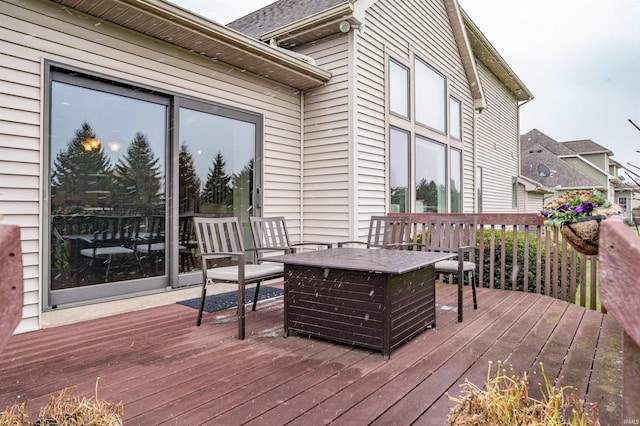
[[599, 215, 640, 422], [0, 224, 23, 354]]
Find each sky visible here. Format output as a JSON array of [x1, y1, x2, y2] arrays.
[[168, 0, 640, 179]]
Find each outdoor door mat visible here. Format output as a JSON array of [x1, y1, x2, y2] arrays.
[[176, 286, 284, 313]]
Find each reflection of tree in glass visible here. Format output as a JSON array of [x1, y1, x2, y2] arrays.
[[178, 144, 201, 214], [228, 159, 254, 214], [202, 151, 231, 206], [416, 178, 443, 212], [390, 186, 408, 213], [114, 131, 163, 216], [451, 180, 460, 213], [51, 121, 112, 214]]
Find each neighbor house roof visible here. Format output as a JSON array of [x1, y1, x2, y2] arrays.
[[561, 139, 613, 156], [48, 0, 331, 90], [520, 129, 609, 189]]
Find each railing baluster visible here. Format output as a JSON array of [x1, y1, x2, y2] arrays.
[[395, 213, 604, 312]]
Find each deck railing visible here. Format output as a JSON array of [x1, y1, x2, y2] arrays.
[[402, 213, 604, 312], [599, 215, 640, 420]]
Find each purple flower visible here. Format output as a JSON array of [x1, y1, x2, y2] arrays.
[[540, 210, 549, 217]]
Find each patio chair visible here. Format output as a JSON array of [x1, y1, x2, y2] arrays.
[[79, 215, 144, 280], [179, 215, 197, 272], [424, 215, 478, 322], [250, 216, 332, 256], [192, 216, 284, 339], [337, 215, 412, 249], [135, 215, 165, 274]]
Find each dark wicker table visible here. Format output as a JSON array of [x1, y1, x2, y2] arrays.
[[266, 247, 455, 359]]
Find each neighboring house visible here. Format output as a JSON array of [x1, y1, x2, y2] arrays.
[[1, 0, 531, 333], [520, 129, 635, 217]]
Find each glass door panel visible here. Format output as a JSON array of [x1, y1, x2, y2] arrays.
[[178, 106, 257, 274], [49, 77, 168, 304]]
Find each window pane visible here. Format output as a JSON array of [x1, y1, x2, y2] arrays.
[[451, 148, 462, 212], [450, 97, 461, 140], [415, 137, 446, 212], [415, 59, 446, 133], [390, 60, 409, 118], [179, 107, 256, 252], [390, 128, 410, 213], [50, 80, 167, 289]]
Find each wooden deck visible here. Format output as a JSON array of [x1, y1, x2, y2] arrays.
[[0, 283, 622, 425]]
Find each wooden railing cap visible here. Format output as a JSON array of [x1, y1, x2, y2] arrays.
[[599, 215, 640, 346]]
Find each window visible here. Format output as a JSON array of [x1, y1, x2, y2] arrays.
[[416, 137, 446, 213], [386, 55, 465, 214], [450, 97, 461, 140], [618, 196, 627, 210], [415, 58, 446, 133], [389, 59, 409, 118], [389, 128, 410, 213], [450, 148, 462, 212]]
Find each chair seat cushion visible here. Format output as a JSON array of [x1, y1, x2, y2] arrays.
[[136, 243, 165, 253], [206, 263, 284, 281], [434, 260, 476, 273], [80, 246, 134, 257]]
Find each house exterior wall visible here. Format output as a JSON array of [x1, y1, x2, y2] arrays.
[[296, 0, 478, 241], [474, 61, 520, 212], [562, 157, 608, 187], [1, 0, 305, 332], [526, 191, 545, 214], [581, 152, 607, 171], [362, 0, 478, 227], [296, 35, 352, 242]]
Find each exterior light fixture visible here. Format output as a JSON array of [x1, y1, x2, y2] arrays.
[[81, 137, 100, 151], [339, 20, 365, 34]]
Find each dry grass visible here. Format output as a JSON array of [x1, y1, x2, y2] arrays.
[[446, 362, 600, 425], [0, 379, 122, 425]]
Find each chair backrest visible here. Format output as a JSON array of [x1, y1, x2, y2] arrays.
[[424, 215, 478, 253], [366, 215, 411, 249], [95, 216, 142, 246], [193, 216, 245, 256], [146, 215, 165, 241], [179, 215, 194, 246], [249, 216, 292, 253]]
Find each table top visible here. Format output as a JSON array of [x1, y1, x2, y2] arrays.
[[264, 247, 455, 275]]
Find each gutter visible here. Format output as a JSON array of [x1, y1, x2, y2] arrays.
[[121, 0, 332, 85], [261, 3, 356, 43]]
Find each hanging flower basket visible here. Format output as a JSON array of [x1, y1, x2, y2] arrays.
[[560, 215, 602, 255]]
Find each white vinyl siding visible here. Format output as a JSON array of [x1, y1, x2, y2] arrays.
[[1, 0, 304, 331], [296, 36, 351, 240], [365, 0, 476, 216], [475, 61, 520, 212]]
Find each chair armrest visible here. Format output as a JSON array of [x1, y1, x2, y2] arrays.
[[290, 242, 333, 250], [336, 241, 367, 248], [457, 245, 475, 261], [386, 242, 420, 250], [200, 252, 246, 267]]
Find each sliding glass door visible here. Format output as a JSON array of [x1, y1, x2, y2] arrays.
[[47, 66, 263, 306], [177, 99, 262, 283]]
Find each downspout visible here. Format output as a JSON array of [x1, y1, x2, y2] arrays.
[[300, 91, 305, 242], [347, 27, 358, 238], [473, 107, 478, 213]]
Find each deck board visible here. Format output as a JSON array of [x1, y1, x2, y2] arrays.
[[0, 283, 622, 425]]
